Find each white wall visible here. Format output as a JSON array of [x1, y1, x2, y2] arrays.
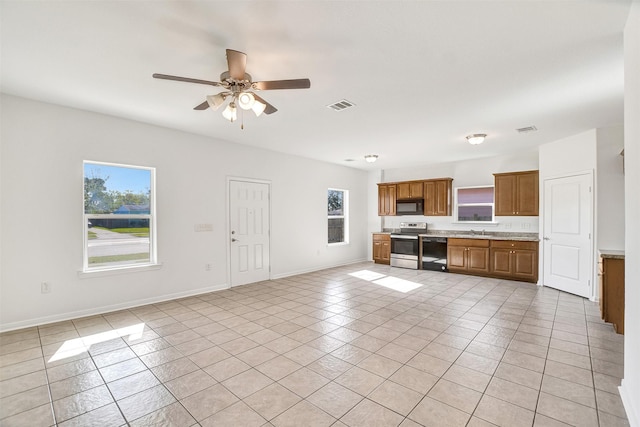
[[375, 151, 540, 233], [0, 95, 369, 331], [597, 125, 625, 251], [539, 130, 597, 178], [621, 2, 640, 425]]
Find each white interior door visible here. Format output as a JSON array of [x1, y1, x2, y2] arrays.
[[229, 180, 270, 286], [543, 173, 593, 298]]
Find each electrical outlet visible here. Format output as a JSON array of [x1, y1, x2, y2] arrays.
[[205, 263, 212, 271], [41, 282, 51, 293]]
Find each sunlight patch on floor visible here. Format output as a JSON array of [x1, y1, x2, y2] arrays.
[[48, 322, 146, 363], [349, 269, 422, 293]]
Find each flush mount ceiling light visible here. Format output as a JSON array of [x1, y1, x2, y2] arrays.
[[466, 134, 487, 145], [365, 154, 379, 163]]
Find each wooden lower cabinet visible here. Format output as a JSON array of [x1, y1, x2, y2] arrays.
[[600, 257, 625, 334], [447, 239, 490, 274], [489, 240, 538, 283], [448, 238, 538, 283], [373, 233, 391, 265]]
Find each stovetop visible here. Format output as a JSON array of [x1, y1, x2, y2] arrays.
[[391, 222, 427, 236]]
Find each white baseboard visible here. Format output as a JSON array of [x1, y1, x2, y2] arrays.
[[1, 259, 369, 332], [620, 380, 640, 427], [270, 258, 368, 280], [0, 283, 229, 333]]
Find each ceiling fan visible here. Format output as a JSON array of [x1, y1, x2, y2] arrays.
[[153, 49, 311, 123]]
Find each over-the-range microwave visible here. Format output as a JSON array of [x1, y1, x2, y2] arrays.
[[396, 200, 424, 215]]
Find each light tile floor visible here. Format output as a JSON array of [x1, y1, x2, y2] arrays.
[[0, 262, 630, 426]]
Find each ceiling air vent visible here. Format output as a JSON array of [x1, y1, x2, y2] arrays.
[[327, 99, 355, 111], [516, 126, 538, 133]]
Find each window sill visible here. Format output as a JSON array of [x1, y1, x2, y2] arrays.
[[328, 242, 350, 247], [78, 263, 163, 279]]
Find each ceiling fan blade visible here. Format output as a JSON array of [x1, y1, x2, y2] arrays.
[[193, 101, 209, 110], [253, 94, 278, 115], [153, 73, 221, 87], [253, 79, 311, 90], [226, 49, 247, 80]]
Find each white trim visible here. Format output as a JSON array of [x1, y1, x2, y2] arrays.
[[0, 282, 229, 333], [619, 381, 639, 427], [454, 185, 495, 223], [328, 187, 349, 244], [83, 160, 157, 272], [78, 262, 163, 278]]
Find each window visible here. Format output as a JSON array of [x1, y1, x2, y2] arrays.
[[84, 161, 156, 271], [456, 186, 494, 222], [328, 188, 349, 244]]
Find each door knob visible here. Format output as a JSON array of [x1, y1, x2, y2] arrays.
[[231, 238, 238, 242], [543, 237, 550, 241]]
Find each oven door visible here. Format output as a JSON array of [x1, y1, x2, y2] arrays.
[[390, 235, 419, 269]]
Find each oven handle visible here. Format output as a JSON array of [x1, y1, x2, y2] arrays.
[[391, 235, 419, 240]]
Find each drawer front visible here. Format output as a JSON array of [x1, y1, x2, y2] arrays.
[[373, 233, 391, 241], [448, 238, 489, 248], [490, 240, 538, 250]]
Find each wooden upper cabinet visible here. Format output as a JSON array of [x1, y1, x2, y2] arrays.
[[397, 181, 424, 200], [494, 170, 539, 216], [377, 184, 397, 216], [424, 179, 452, 216]]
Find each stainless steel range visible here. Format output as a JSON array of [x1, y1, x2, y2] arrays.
[[390, 222, 427, 269]]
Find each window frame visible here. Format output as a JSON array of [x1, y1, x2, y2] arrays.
[[454, 185, 496, 224], [82, 160, 157, 273], [327, 188, 349, 245]]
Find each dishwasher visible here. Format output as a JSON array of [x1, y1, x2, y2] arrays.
[[422, 237, 448, 272]]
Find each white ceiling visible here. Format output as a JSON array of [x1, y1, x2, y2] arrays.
[[0, 1, 631, 170]]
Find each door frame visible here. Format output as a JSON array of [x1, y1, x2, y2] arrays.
[[226, 176, 272, 288], [541, 170, 595, 300]]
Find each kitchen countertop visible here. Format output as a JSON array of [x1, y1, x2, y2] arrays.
[[376, 229, 539, 242], [599, 249, 625, 260]]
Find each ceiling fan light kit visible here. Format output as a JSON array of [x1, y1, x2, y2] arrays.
[[222, 102, 237, 122], [153, 49, 310, 126], [238, 92, 255, 110], [466, 134, 487, 145], [206, 93, 227, 110]]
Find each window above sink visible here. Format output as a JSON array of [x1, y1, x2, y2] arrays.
[[455, 186, 495, 223]]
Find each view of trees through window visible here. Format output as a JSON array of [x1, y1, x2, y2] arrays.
[[328, 189, 347, 244], [84, 162, 155, 270]]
